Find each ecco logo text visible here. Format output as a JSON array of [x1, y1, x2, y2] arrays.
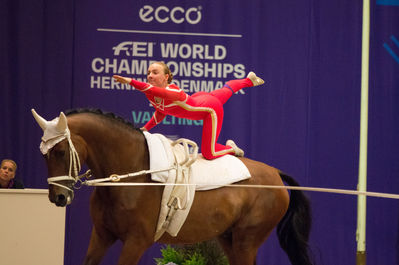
[[139, 5, 202, 24]]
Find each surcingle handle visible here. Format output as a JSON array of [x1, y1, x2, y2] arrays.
[[171, 138, 198, 167]]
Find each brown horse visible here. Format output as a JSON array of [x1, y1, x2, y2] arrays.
[[32, 108, 313, 265]]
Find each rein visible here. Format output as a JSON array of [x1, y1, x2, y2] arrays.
[[82, 167, 176, 186], [78, 138, 197, 186]]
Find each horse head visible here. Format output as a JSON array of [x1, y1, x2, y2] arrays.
[[32, 109, 88, 207]]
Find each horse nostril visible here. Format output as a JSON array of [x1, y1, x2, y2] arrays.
[[55, 194, 67, 206]]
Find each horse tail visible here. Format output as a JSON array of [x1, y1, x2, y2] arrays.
[[276, 172, 315, 265]]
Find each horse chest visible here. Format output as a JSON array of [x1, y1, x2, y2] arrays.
[[91, 191, 159, 235]]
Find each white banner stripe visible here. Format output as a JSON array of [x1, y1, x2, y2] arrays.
[[97, 28, 243, 38]]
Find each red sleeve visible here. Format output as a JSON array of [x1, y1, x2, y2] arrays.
[[143, 110, 166, 131], [147, 84, 187, 101]]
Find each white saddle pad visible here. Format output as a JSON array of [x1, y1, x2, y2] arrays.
[[143, 132, 251, 190]]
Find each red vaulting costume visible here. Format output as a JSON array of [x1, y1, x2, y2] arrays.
[[129, 75, 261, 160]]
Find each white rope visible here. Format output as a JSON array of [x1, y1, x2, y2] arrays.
[[83, 167, 176, 185], [83, 181, 399, 200]]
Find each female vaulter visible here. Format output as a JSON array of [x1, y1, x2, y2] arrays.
[[113, 61, 264, 160]]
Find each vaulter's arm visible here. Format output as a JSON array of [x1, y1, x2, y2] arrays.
[[143, 110, 166, 131]]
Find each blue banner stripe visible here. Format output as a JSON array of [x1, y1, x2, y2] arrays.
[[383, 43, 399, 64], [377, 0, 399, 6], [391, 35, 399, 48]]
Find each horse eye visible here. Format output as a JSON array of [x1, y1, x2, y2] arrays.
[[54, 150, 66, 158]]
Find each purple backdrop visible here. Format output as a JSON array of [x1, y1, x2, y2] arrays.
[[2, 0, 399, 264]]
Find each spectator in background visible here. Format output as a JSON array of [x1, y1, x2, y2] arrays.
[[0, 159, 24, 189]]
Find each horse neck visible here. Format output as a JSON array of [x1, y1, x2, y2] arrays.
[[70, 116, 149, 180]]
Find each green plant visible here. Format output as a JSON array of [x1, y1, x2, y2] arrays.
[[182, 252, 206, 265], [154, 239, 229, 265], [155, 245, 185, 265], [179, 240, 229, 265]]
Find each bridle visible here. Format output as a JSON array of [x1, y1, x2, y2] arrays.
[[45, 128, 91, 196]]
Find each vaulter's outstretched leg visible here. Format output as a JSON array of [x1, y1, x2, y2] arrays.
[[210, 72, 265, 104]]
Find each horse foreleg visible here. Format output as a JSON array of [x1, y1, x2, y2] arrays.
[[82, 227, 116, 265]]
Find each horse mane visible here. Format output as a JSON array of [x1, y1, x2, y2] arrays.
[[64, 108, 143, 134]]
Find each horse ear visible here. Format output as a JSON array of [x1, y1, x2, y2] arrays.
[[31, 109, 48, 131], [56, 112, 68, 132]]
